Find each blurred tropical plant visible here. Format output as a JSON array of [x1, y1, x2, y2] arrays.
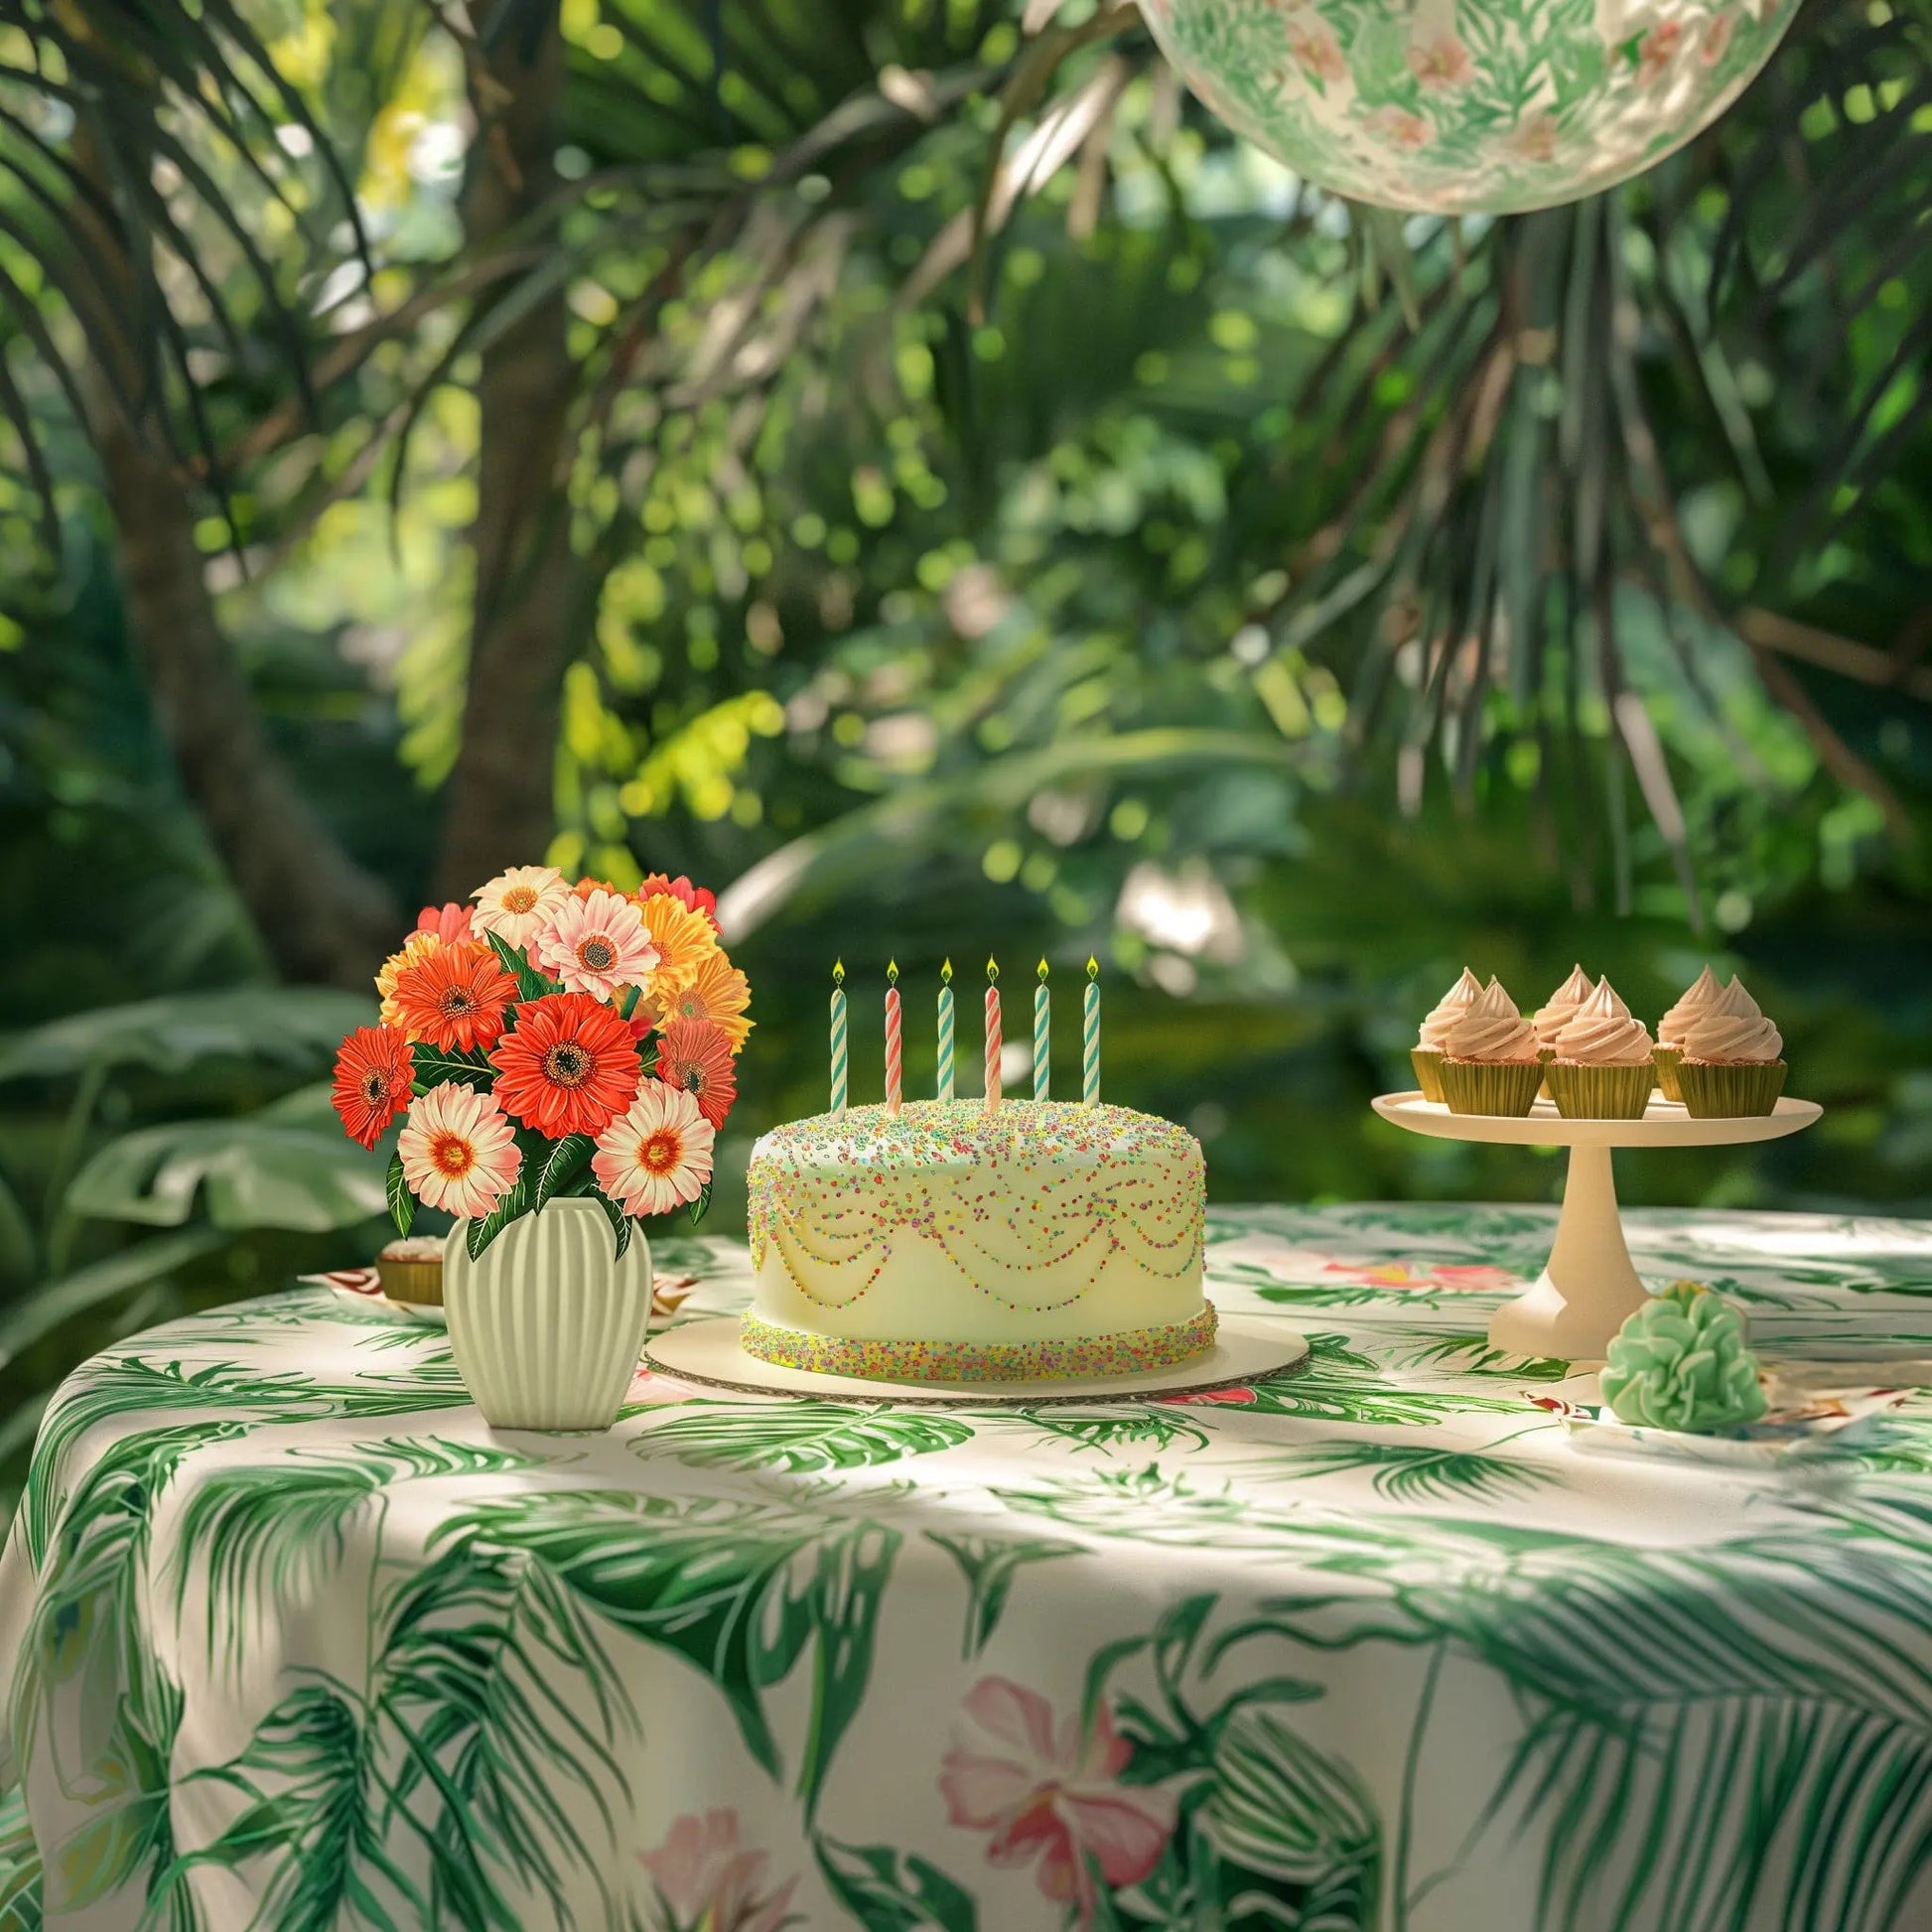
[[0, 0, 1927, 1526]]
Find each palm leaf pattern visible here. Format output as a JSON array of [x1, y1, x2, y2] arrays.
[[3, 1205, 1932, 1930]]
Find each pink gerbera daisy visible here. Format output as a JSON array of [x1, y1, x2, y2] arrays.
[[415, 900, 476, 946], [470, 865, 570, 948], [593, 1078, 714, 1217], [534, 889, 661, 1003], [397, 1083, 522, 1219]]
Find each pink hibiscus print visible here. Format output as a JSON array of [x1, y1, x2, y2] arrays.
[[1163, 1383, 1258, 1407], [1285, 20, 1347, 83], [639, 1810, 798, 1932], [1321, 1259, 1518, 1293], [1509, 113, 1560, 163], [941, 1679, 1177, 1925], [1637, 19, 1684, 82], [1407, 33, 1472, 89], [1363, 106, 1432, 150]]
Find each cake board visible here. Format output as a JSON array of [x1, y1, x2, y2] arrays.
[[644, 1313, 1309, 1408]]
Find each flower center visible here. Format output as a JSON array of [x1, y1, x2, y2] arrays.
[[578, 936, 617, 973], [545, 1042, 591, 1087], [638, 1128, 681, 1174], [358, 1072, 386, 1106], [501, 886, 538, 913], [681, 1063, 705, 1094], [430, 1132, 475, 1178], [439, 987, 476, 1017]]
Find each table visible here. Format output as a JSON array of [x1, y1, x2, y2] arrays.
[[6, 1202, 1932, 1932]]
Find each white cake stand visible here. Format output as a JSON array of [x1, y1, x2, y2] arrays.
[[1371, 1090, 1821, 1360]]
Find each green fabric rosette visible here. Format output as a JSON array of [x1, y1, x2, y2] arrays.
[[1599, 1280, 1768, 1433]]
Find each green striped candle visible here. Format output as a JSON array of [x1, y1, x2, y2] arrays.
[[829, 959, 848, 1116], [1034, 958, 1050, 1101], [1082, 955, 1100, 1105], [937, 958, 954, 1101]]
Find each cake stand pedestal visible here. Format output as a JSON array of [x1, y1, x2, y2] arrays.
[[1370, 1091, 1821, 1361]]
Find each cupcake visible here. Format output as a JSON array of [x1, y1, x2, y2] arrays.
[[1655, 964, 1723, 1102], [377, 1234, 445, 1307], [1531, 962, 1594, 1095], [1412, 966, 1482, 1102], [1543, 979, 1655, 1119], [1676, 979, 1786, 1117], [1438, 980, 1544, 1116], [1532, 964, 1594, 1057]]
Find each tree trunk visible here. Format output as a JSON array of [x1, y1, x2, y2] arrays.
[[69, 123, 400, 989], [433, 13, 581, 900]]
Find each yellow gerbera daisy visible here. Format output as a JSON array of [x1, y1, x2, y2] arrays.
[[663, 946, 754, 1054], [639, 893, 721, 1002], [376, 930, 443, 1033]]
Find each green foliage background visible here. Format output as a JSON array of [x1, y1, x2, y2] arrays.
[[0, 0, 1927, 1517]]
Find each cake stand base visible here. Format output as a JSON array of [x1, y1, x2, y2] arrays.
[[643, 1314, 1310, 1408], [1371, 1090, 1821, 1362], [1486, 1144, 1646, 1359]]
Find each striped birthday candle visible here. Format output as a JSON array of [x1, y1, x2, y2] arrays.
[[984, 958, 1002, 1111], [829, 959, 848, 1116], [937, 959, 955, 1101], [1034, 958, 1050, 1100], [885, 960, 902, 1117], [1082, 955, 1101, 1105]]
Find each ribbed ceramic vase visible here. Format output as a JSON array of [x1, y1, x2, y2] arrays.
[[443, 1200, 653, 1431]]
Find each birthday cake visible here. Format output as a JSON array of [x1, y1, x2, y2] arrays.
[[744, 1099, 1212, 1382]]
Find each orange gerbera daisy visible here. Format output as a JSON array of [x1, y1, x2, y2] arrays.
[[653, 1018, 737, 1130], [332, 1026, 415, 1149], [376, 930, 442, 1028], [489, 992, 641, 1140], [662, 946, 754, 1053], [389, 942, 518, 1052], [639, 893, 721, 1000]]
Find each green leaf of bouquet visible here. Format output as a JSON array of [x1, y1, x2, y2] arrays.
[[591, 1188, 631, 1259], [465, 1174, 529, 1261], [688, 1179, 712, 1227], [386, 1154, 414, 1239], [532, 1135, 593, 1210], [410, 1042, 493, 1090], [484, 930, 557, 1003]]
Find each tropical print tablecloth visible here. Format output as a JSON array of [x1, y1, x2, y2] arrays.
[[7, 1202, 1932, 1932]]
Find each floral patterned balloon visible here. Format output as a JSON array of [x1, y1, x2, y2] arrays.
[[1135, 0, 1801, 213]]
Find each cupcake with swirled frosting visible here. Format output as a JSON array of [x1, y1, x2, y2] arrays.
[[1676, 978, 1786, 1118], [1544, 979, 1654, 1119], [1532, 964, 1594, 1055], [1654, 965, 1724, 1102], [1411, 966, 1482, 1102], [1437, 980, 1543, 1116]]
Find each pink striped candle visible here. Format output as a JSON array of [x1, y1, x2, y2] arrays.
[[985, 958, 1002, 1111], [885, 960, 902, 1117]]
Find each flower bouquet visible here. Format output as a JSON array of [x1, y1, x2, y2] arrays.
[[331, 865, 751, 1428]]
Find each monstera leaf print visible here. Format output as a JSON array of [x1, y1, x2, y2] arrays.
[[0, 1789, 38, 1932], [814, 1834, 979, 1932], [924, 1533, 1083, 1658]]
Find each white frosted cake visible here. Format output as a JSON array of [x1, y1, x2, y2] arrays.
[[744, 1098, 1211, 1381]]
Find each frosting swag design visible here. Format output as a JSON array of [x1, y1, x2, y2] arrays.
[[746, 1099, 1210, 1380]]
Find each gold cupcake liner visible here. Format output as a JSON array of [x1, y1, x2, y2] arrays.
[[1544, 1060, 1655, 1120], [1439, 1058, 1543, 1117], [1677, 1059, 1786, 1119], [1536, 1046, 1556, 1099], [1410, 1047, 1446, 1103], [377, 1257, 445, 1307], [1653, 1045, 1684, 1102]]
